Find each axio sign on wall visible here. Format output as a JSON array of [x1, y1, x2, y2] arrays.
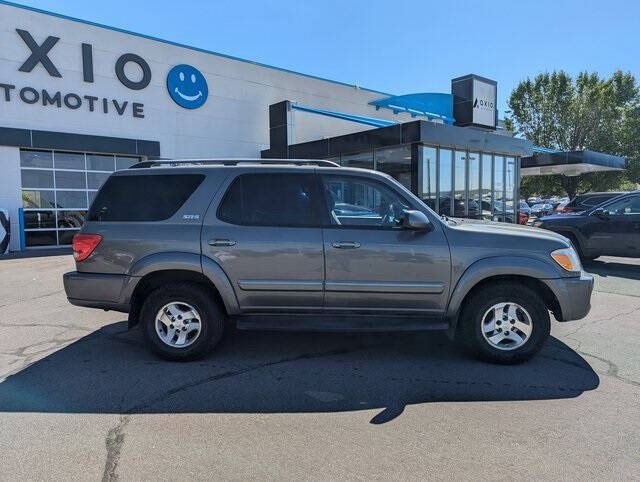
[[472, 78, 496, 128], [0, 28, 209, 119]]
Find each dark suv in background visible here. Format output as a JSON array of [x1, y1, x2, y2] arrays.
[[63, 160, 593, 364], [558, 191, 629, 214], [535, 192, 640, 259]]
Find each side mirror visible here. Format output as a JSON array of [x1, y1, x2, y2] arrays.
[[401, 210, 432, 231], [592, 207, 608, 219]]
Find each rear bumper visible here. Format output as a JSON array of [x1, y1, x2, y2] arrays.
[[543, 272, 594, 321], [63, 271, 135, 313]]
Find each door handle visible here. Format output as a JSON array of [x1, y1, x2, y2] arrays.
[[332, 241, 360, 249], [208, 239, 236, 247]]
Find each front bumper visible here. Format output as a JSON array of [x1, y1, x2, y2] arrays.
[[63, 271, 136, 313], [543, 272, 594, 321]]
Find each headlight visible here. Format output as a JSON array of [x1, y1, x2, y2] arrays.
[[533, 220, 543, 228], [551, 247, 582, 272]]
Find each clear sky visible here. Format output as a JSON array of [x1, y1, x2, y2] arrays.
[[10, 0, 640, 116]]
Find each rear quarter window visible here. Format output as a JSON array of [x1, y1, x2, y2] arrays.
[[88, 174, 204, 222]]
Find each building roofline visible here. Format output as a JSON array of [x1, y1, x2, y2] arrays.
[[0, 0, 394, 96]]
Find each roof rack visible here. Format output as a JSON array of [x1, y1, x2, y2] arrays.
[[129, 159, 340, 169]]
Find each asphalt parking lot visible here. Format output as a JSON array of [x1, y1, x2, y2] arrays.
[[0, 254, 638, 480]]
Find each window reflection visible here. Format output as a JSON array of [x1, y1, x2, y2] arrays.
[[494, 155, 505, 221], [375, 145, 412, 189], [420, 146, 437, 211], [481, 153, 493, 220], [505, 157, 516, 221], [454, 151, 466, 217], [468, 152, 480, 219], [438, 148, 452, 215], [340, 151, 373, 170]]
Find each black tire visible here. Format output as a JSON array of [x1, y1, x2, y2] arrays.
[[140, 283, 225, 361], [459, 281, 550, 364], [564, 233, 598, 261]]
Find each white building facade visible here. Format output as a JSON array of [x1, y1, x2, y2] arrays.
[[1, 1, 529, 251]]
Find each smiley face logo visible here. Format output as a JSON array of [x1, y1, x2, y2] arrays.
[[166, 64, 208, 109]]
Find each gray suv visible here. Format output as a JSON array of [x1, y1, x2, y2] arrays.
[[63, 160, 593, 364]]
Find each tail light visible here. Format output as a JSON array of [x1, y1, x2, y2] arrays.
[[72, 233, 102, 261]]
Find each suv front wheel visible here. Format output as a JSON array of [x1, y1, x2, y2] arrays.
[[140, 283, 225, 361], [459, 282, 551, 364]]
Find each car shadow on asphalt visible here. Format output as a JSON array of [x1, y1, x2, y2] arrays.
[[0, 322, 599, 424], [583, 258, 640, 280]]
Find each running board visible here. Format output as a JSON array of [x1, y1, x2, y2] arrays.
[[233, 314, 449, 332]]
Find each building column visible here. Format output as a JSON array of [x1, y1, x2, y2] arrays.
[[263, 101, 293, 158]]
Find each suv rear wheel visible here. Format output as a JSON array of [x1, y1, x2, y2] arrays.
[[141, 283, 224, 361], [459, 282, 550, 364]]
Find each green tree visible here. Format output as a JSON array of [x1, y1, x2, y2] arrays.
[[505, 71, 640, 199]]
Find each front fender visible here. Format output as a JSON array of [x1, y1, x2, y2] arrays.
[[446, 256, 562, 320]]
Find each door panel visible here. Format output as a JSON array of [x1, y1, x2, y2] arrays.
[[202, 172, 325, 311], [320, 174, 451, 313], [203, 225, 324, 310], [322, 228, 450, 312]]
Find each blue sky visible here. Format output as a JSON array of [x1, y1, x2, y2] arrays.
[[10, 0, 640, 116]]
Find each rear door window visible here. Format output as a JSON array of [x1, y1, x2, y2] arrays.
[[88, 174, 204, 221], [217, 173, 322, 227]]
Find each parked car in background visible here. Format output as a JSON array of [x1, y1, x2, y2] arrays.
[[527, 196, 542, 206], [63, 159, 593, 364], [530, 203, 554, 217], [518, 212, 529, 225], [534, 192, 640, 259], [519, 201, 531, 216], [558, 192, 629, 214]]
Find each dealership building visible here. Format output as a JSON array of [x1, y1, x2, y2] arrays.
[[0, 1, 625, 252]]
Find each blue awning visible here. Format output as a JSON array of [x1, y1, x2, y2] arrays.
[[369, 93, 455, 124]]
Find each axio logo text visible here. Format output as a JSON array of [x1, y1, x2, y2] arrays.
[[167, 65, 208, 109]]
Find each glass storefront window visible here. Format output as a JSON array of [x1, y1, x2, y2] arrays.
[[55, 152, 85, 170], [58, 210, 87, 229], [116, 156, 140, 170], [55, 170, 86, 189], [22, 190, 55, 209], [25, 230, 57, 247], [21, 169, 54, 189], [20, 150, 52, 168], [493, 155, 505, 220], [87, 154, 115, 171], [340, 151, 373, 170], [481, 153, 492, 220], [375, 145, 412, 189], [87, 172, 111, 190], [20, 149, 140, 247], [505, 157, 516, 222], [56, 191, 88, 209], [438, 148, 453, 216], [468, 152, 480, 219], [23, 210, 56, 229], [454, 151, 466, 217], [420, 146, 437, 211]]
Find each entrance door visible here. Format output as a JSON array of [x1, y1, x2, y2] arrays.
[[320, 174, 451, 314], [202, 172, 325, 311]]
